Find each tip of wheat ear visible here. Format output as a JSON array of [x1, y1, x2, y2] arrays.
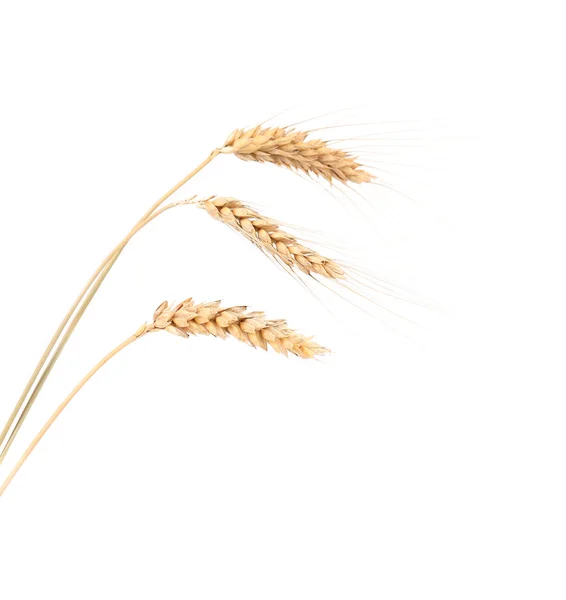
[[220, 126, 373, 185], [199, 197, 346, 280], [151, 298, 329, 359]]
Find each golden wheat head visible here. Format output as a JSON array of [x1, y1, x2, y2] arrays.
[[220, 125, 373, 185], [152, 298, 328, 359], [199, 197, 346, 280]]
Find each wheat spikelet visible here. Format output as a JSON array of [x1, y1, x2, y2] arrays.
[[220, 126, 373, 185], [199, 197, 346, 280], [152, 298, 329, 359]]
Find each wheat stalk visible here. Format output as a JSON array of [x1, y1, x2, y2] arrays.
[[220, 126, 374, 184], [0, 192, 208, 463], [0, 299, 327, 496], [199, 197, 346, 280], [0, 150, 219, 463]]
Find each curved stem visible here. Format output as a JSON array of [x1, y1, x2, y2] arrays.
[[0, 198, 201, 463], [0, 328, 150, 497], [0, 150, 219, 462]]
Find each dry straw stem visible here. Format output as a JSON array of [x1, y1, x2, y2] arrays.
[[221, 126, 374, 184], [0, 199, 200, 463], [0, 150, 220, 464], [0, 329, 145, 497], [0, 299, 327, 496], [200, 197, 346, 280]]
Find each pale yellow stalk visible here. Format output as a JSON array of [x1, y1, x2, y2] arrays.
[[0, 152, 219, 463], [0, 329, 146, 497]]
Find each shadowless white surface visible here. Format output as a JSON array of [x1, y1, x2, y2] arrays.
[[0, 2, 564, 599]]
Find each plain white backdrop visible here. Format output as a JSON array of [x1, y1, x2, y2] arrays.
[[0, 1, 564, 598]]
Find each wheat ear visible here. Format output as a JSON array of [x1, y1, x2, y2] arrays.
[[0, 300, 327, 496], [199, 197, 346, 280], [220, 126, 373, 184], [153, 298, 329, 359]]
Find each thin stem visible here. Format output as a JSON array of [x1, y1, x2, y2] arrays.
[[0, 327, 150, 497], [0, 150, 219, 462], [0, 198, 201, 462]]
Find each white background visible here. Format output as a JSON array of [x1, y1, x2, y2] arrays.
[[0, 1, 564, 598]]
